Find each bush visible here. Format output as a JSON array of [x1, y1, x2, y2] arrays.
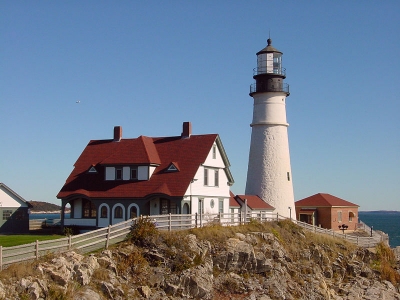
[[127, 217, 159, 247], [63, 225, 80, 236]]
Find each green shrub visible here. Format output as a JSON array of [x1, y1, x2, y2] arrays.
[[63, 225, 80, 236], [127, 217, 159, 247]]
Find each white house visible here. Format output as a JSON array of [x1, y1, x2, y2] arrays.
[[57, 122, 234, 230]]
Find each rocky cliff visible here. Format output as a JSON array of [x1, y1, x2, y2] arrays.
[[0, 220, 399, 299]]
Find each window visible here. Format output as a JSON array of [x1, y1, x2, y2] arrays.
[[130, 206, 138, 219], [114, 206, 123, 218], [204, 169, 208, 186], [338, 211, 342, 222], [214, 170, 219, 186], [199, 199, 204, 215], [2, 210, 12, 220], [82, 199, 96, 218], [160, 199, 177, 215], [170, 202, 177, 214], [115, 168, 123, 180], [287, 172, 290, 181], [210, 199, 215, 208], [219, 199, 224, 213], [131, 167, 138, 179], [167, 164, 177, 172], [100, 206, 108, 218], [212, 145, 216, 159], [161, 199, 168, 214]]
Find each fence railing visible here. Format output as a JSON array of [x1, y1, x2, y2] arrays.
[[0, 212, 382, 270], [292, 219, 384, 248]]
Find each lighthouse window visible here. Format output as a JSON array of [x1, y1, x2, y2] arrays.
[[287, 172, 290, 181]]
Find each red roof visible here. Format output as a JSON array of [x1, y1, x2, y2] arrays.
[[235, 195, 275, 210], [57, 133, 222, 199], [295, 193, 359, 207], [229, 191, 240, 207]]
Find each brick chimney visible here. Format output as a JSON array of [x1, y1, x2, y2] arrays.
[[181, 122, 192, 139], [113, 126, 122, 142]]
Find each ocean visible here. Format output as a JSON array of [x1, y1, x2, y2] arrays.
[[30, 213, 68, 220], [30, 212, 400, 248], [358, 211, 400, 248]]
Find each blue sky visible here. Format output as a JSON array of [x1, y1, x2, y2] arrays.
[[1, 1, 399, 211]]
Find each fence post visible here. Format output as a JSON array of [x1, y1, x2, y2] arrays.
[[106, 225, 111, 249], [0, 246, 2, 271], [276, 213, 279, 222], [357, 236, 359, 246], [36, 240, 39, 260], [219, 212, 222, 224], [68, 235, 72, 249], [169, 213, 172, 231]]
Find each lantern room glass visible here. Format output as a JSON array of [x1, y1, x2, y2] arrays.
[[256, 52, 282, 75]]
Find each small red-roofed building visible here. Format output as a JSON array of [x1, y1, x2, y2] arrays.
[[234, 194, 275, 220], [229, 192, 241, 224], [57, 122, 234, 230], [295, 193, 359, 230]]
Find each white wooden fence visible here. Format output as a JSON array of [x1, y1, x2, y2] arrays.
[[0, 212, 383, 270]]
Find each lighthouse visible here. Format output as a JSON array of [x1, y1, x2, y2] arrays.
[[245, 38, 295, 219]]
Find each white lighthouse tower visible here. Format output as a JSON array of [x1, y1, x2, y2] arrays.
[[245, 38, 295, 219]]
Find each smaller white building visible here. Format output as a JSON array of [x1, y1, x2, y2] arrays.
[[0, 183, 32, 233]]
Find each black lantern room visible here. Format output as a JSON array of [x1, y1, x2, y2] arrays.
[[250, 38, 290, 96]]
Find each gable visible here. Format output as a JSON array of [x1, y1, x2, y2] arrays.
[[0, 183, 31, 208], [202, 136, 234, 186]]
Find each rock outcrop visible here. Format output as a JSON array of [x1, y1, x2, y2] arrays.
[[0, 226, 399, 299]]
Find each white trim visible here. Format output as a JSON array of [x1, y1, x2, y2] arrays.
[[98, 203, 110, 228], [111, 203, 125, 225], [127, 203, 140, 219]]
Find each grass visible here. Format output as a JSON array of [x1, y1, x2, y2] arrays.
[[372, 242, 400, 285], [0, 234, 64, 247]]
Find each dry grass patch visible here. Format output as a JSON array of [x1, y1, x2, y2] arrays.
[[374, 242, 400, 285], [0, 261, 40, 282], [92, 268, 110, 281]]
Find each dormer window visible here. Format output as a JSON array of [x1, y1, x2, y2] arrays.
[[105, 165, 150, 181], [131, 167, 138, 179], [115, 168, 123, 180], [166, 162, 179, 172], [88, 166, 97, 173]]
